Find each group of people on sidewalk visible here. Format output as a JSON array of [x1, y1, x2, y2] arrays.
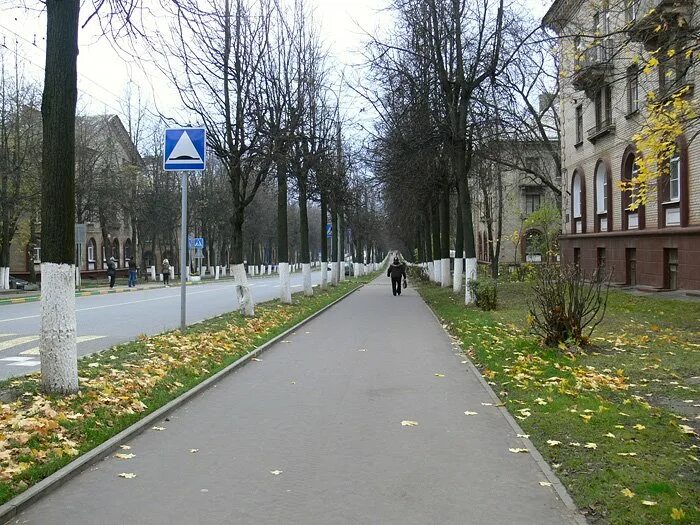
[[105, 257, 142, 289]]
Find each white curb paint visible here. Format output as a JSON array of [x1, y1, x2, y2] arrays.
[[39, 262, 78, 394]]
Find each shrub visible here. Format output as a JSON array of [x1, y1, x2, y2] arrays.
[[468, 277, 498, 311], [528, 264, 610, 347], [407, 264, 429, 283]]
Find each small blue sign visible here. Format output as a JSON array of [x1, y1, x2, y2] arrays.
[[188, 237, 205, 249], [164, 128, 206, 171], [326, 224, 333, 238]]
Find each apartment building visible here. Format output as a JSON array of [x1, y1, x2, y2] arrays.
[[544, 0, 700, 291]]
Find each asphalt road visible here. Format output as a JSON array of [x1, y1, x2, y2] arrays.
[[0, 271, 323, 381], [7, 278, 580, 524]]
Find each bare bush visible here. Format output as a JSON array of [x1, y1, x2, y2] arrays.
[[528, 264, 610, 347]]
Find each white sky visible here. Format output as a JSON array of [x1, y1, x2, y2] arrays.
[[0, 0, 552, 141]]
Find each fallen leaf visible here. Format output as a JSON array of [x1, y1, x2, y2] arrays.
[[118, 473, 136, 479], [270, 470, 283, 475], [151, 426, 166, 431], [509, 448, 529, 453], [679, 425, 697, 435], [114, 453, 135, 459], [547, 440, 562, 446], [671, 508, 685, 520], [584, 442, 598, 449], [251, 358, 262, 362], [604, 433, 616, 438], [190, 449, 199, 453], [617, 452, 638, 457], [539, 481, 552, 487], [641, 500, 657, 506], [401, 420, 419, 427], [434, 373, 445, 378], [620, 488, 635, 498], [569, 442, 581, 447], [464, 411, 478, 416], [481, 402, 493, 406], [633, 424, 646, 431], [357, 348, 367, 352], [517, 434, 530, 439], [119, 445, 131, 450]]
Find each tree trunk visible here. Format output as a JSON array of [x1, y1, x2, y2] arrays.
[[430, 201, 441, 283], [338, 209, 345, 282], [40, 0, 79, 395], [455, 144, 477, 304], [439, 188, 451, 288], [320, 195, 328, 289], [331, 207, 338, 285], [453, 191, 464, 293], [231, 202, 253, 316], [277, 164, 291, 303], [298, 177, 312, 296]]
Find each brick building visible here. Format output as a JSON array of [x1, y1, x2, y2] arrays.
[[544, 0, 700, 292]]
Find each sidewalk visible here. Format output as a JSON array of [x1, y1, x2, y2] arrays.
[[6, 278, 583, 525]]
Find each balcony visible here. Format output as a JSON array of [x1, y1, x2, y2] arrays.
[[572, 42, 614, 95], [628, 0, 694, 50], [587, 118, 615, 142]]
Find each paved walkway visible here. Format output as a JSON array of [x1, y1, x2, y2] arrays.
[[7, 279, 582, 525]]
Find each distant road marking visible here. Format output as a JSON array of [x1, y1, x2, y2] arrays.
[[0, 335, 39, 352], [0, 285, 238, 323], [0, 356, 40, 367], [20, 335, 106, 355]]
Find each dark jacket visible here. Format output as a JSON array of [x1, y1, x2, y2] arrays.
[[107, 262, 117, 277], [387, 262, 406, 280], [128, 259, 137, 270]]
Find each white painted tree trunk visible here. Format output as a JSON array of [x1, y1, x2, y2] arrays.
[[340, 262, 346, 282], [453, 257, 463, 293], [215, 266, 220, 280], [353, 262, 360, 279], [232, 263, 255, 316], [441, 258, 451, 288], [321, 260, 328, 289], [279, 262, 292, 303], [0, 267, 5, 290], [40, 263, 78, 394], [302, 263, 312, 296], [464, 257, 478, 305], [427, 261, 434, 282], [331, 261, 339, 286]]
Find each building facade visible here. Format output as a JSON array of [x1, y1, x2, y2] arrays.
[[544, 0, 700, 291], [9, 114, 144, 279]]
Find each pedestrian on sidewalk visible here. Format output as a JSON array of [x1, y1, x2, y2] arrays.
[[128, 258, 138, 288], [107, 257, 117, 289], [162, 258, 171, 287], [387, 256, 407, 296]]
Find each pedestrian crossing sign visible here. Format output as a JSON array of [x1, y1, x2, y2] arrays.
[[164, 128, 206, 171], [326, 224, 333, 238]]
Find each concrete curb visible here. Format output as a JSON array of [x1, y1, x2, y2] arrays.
[[0, 283, 365, 524], [418, 288, 590, 525]]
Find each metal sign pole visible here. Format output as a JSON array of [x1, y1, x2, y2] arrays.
[[180, 171, 188, 332]]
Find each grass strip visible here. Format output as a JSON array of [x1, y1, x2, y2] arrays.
[[0, 276, 374, 505], [415, 279, 699, 525]]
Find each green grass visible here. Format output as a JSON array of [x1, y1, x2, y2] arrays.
[[0, 275, 376, 506], [415, 279, 699, 525]]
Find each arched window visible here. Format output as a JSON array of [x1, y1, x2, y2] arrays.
[[594, 159, 612, 232], [124, 238, 132, 262], [571, 169, 586, 233], [86, 238, 97, 271], [621, 147, 645, 230], [658, 135, 689, 228], [112, 239, 120, 267]]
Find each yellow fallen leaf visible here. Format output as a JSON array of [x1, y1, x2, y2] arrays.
[[464, 411, 478, 416], [569, 442, 581, 447], [614, 425, 625, 429], [671, 508, 685, 520], [481, 402, 493, 406], [509, 448, 529, 453], [580, 414, 592, 422], [401, 420, 419, 427], [604, 433, 616, 438], [621, 488, 635, 498], [190, 449, 199, 453], [584, 442, 598, 449], [151, 426, 166, 431], [118, 473, 136, 479], [617, 452, 638, 457], [547, 440, 562, 446], [633, 424, 646, 431], [641, 500, 657, 506], [517, 434, 530, 439], [539, 481, 552, 487], [270, 470, 283, 475], [434, 373, 445, 378], [679, 425, 696, 435], [114, 453, 135, 459], [119, 445, 131, 450], [251, 358, 262, 362]]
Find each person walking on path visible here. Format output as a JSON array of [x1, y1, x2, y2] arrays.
[[128, 258, 138, 288], [387, 255, 407, 296], [162, 258, 171, 287], [107, 257, 117, 289]]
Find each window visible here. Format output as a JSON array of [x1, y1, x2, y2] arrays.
[[573, 248, 581, 268], [525, 193, 541, 214], [594, 85, 612, 128], [625, 0, 638, 22], [596, 163, 608, 213], [597, 247, 606, 271], [669, 153, 680, 202], [626, 248, 637, 286], [87, 245, 94, 261], [33, 247, 41, 263], [659, 54, 690, 96], [575, 105, 583, 144], [572, 173, 582, 219], [627, 67, 639, 114], [573, 36, 582, 68]]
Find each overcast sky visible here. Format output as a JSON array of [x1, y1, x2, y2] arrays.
[[0, 0, 551, 140]]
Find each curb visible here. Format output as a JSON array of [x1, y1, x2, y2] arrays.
[[0, 283, 365, 523], [420, 291, 589, 525]]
